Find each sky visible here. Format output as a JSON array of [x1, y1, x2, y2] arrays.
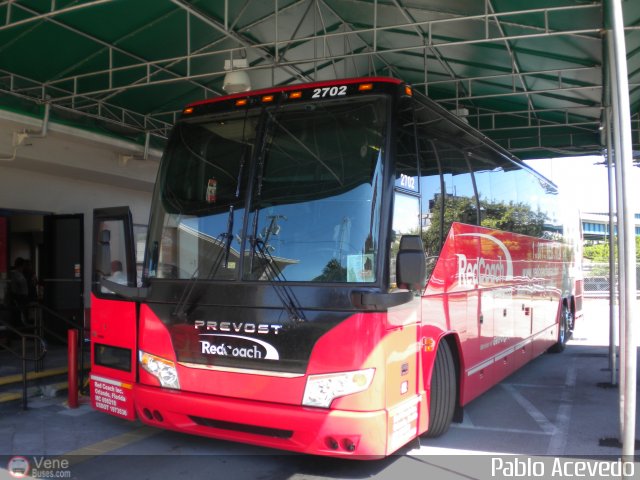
[[524, 155, 640, 214]]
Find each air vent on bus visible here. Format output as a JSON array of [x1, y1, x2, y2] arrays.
[[189, 416, 293, 439]]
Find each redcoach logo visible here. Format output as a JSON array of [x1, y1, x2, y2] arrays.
[[199, 334, 280, 360], [456, 233, 514, 287]]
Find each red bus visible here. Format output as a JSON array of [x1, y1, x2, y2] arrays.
[[89, 77, 582, 458]]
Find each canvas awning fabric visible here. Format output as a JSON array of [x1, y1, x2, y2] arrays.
[[0, 0, 639, 160]]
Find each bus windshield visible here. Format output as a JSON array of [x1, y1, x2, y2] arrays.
[[147, 96, 387, 283]]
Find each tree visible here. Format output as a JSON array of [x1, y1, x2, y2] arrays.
[[583, 242, 613, 262], [583, 237, 640, 262], [480, 200, 546, 238], [422, 193, 549, 257], [313, 258, 347, 282]]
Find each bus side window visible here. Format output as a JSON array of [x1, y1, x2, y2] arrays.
[[394, 97, 419, 194], [471, 149, 548, 237], [390, 192, 420, 288], [413, 97, 478, 259], [419, 138, 477, 255], [390, 97, 421, 288]]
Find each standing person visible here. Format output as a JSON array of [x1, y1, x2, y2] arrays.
[[23, 259, 38, 302], [8, 258, 28, 304], [7, 257, 28, 327]]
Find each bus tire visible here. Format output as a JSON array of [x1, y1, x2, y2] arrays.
[[424, 339, 456, 438], [549, 302, 572, 353]]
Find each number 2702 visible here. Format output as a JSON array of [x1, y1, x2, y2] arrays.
[[311, 86, 347, 98]]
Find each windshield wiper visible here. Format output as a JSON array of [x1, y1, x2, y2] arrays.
[[171, 231, 231, 320], [245, 107, 305, 323], [251, 236, 305, 323]]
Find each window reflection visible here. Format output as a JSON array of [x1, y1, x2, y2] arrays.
[[390, 192, 420, 286], [244, 97, 387, 282], [94, 219, 131, 294], [149, 114, 256, 280], [413, 89, 560, 266]]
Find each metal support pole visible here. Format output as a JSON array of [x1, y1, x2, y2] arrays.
[[607, 0, 638, 460], [21, 336, 28, 411], [605, 111, 618, 386], [609, 28, 628, 447], [68, 329, 79, 409]]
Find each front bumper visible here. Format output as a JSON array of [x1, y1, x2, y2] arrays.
[[133, 383, 390, 458]]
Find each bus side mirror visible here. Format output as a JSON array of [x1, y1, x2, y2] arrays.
[[396, 235, 426, 292]]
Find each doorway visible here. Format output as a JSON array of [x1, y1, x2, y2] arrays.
[[0, 210, 84, 342]]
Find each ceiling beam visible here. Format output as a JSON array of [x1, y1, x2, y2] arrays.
[[170, 0, 313, 83], [0, 0, 116, 32], [5, 0, 219, 105]]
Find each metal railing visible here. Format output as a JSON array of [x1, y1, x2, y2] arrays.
[[34, 303, 88, 392], [1, 301, 87, 409], [583, 262, 640, 296], [0, 309, 47, 410]]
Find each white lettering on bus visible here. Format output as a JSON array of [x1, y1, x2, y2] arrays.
[[200, 341, 263, 359], [199, 334, 280, 360], [456, 232, 514, 286], [532, 241, 563, 261], [399, 173, 416, 190], [311, 85, 347, 98], [194, 321, 283, 335], [456, 254, 506, 287]]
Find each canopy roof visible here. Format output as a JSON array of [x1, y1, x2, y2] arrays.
[[1, 0, 639, 160]]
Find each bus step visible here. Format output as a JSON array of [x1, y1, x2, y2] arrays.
[[0, 368, 72, 406], [0, 366, 68, 387]]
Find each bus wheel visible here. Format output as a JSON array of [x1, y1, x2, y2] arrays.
[[549, 303, 572, 353], [424, 339, 456, 438]]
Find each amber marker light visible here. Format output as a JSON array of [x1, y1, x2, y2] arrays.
[[183, 107, 194, 115], [261, 94, 275, 103], [235, 98, 248, 106], [358, 83, 374, 91], [289, 91, 303, 99], [405, 85, 413, 96], [423, 337, 436, 352]]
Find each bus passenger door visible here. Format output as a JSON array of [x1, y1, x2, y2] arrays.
[[89, 207, 138, 420]]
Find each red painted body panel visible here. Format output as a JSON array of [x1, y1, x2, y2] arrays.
[[133, 383, 390, 457], [89, 293, 138, 420], [89, 294, 137, 383], [421, 223, 572, 406]]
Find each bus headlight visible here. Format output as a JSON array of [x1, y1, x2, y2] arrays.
[[302, 369, 375, 408], [139, 351, 180, 389]]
